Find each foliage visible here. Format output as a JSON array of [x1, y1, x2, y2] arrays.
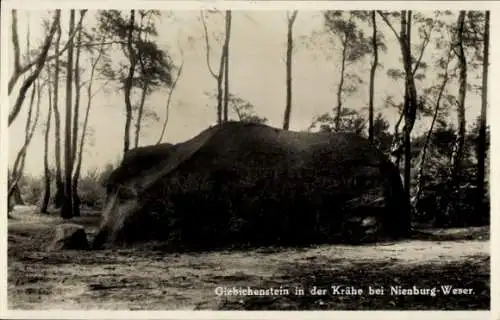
[[16, 164, 117, 210], [205, 91, 268, 124], [96, 10, 175, 91], [410, 121, 489, 225], [310, 107, 366, 134]]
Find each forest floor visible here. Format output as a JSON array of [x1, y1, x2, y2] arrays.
[[7, 206, 490, 310]]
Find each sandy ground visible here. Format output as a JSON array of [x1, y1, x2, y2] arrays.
[[7, 206, 490, 310]]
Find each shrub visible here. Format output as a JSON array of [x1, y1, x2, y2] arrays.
[[13, 163, 117, 211]]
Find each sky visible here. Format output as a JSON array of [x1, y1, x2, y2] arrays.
[[7, 9, 486, 177]]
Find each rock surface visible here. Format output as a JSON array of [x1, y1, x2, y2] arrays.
[[48, 223, 89, 251]]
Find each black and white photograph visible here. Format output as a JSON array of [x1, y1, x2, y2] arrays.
[[2, 1, 493, 315]]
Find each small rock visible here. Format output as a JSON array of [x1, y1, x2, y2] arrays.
[[47, 223, 90, 251]]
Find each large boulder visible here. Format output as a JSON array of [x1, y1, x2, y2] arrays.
[[48, 223, 89, 251], [92, 122, 411, 250]]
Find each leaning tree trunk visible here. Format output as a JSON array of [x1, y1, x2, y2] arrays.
[[412, 48, 453, 211], [283, 10, 298, 131], [9, 81, 41, 210], [8, 10, 60, 126], [8, 85, 37, 209], [368, 10, 378, 142], [61, 10, 75, 219], [476, 10, 489, 224]]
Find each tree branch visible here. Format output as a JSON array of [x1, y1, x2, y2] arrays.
[[200, 11, 218, 79], [8, 10, 85, 94], [157, 36, 184, 144], [11, 10, 21, 76], [9, 10, 60, 126], [411, 14, 438, 75], [377, 11, 401, 42], [288, 10, 298, 24]]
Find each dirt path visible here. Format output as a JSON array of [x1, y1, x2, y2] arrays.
[[7, 208, 490, 310]]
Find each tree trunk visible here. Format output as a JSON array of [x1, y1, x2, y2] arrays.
[[123, 9, 136, 155], [9, 81, 41, 208], [134, 84, 148, 148], [156, 56, 184, 144], [476, 10, 489, 223], [9, 86, 36, 206], [8, 10, 60, 126], [71, 13, 84, 217], [41, 69, 53, 214], [448, 11, 468, 209], [61, 10, 75, 219], [200, 12, 222, 124], [335, 34, 348, 131], [368, 11, 378, 142], [391, 111, 404, 168], [216, 46, 225, 124], [71, 13, 83, 169], [283, 10, 298, 131], [402, 11, 418, 201], [72, 37, 106, 213], [223, 10, 232, 123], [134, 18, 147, 149], [412, 48, 453, 210], [379, 11, 418, 195], [53, 20, 64, 209]]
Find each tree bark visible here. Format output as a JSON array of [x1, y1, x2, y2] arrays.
[[41, 69, 53, 213], [133, 14, 147, 149], [378, 11, 419, 194], [401, 10, 419, 201], [123, 9, 136, 155], [61, 10, 75, 219], [71, 12, 85, 217], [283, 10, 298, 131], [335, 33, 348, 131], [449, 11, 468, 197], [476, 10, 489, 223], [52, 21, 64, 209], [216, 47, 225, 124], [368, 11, 378, 142], [134, 83, 148, 148], [223, 10, 232, 123]]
